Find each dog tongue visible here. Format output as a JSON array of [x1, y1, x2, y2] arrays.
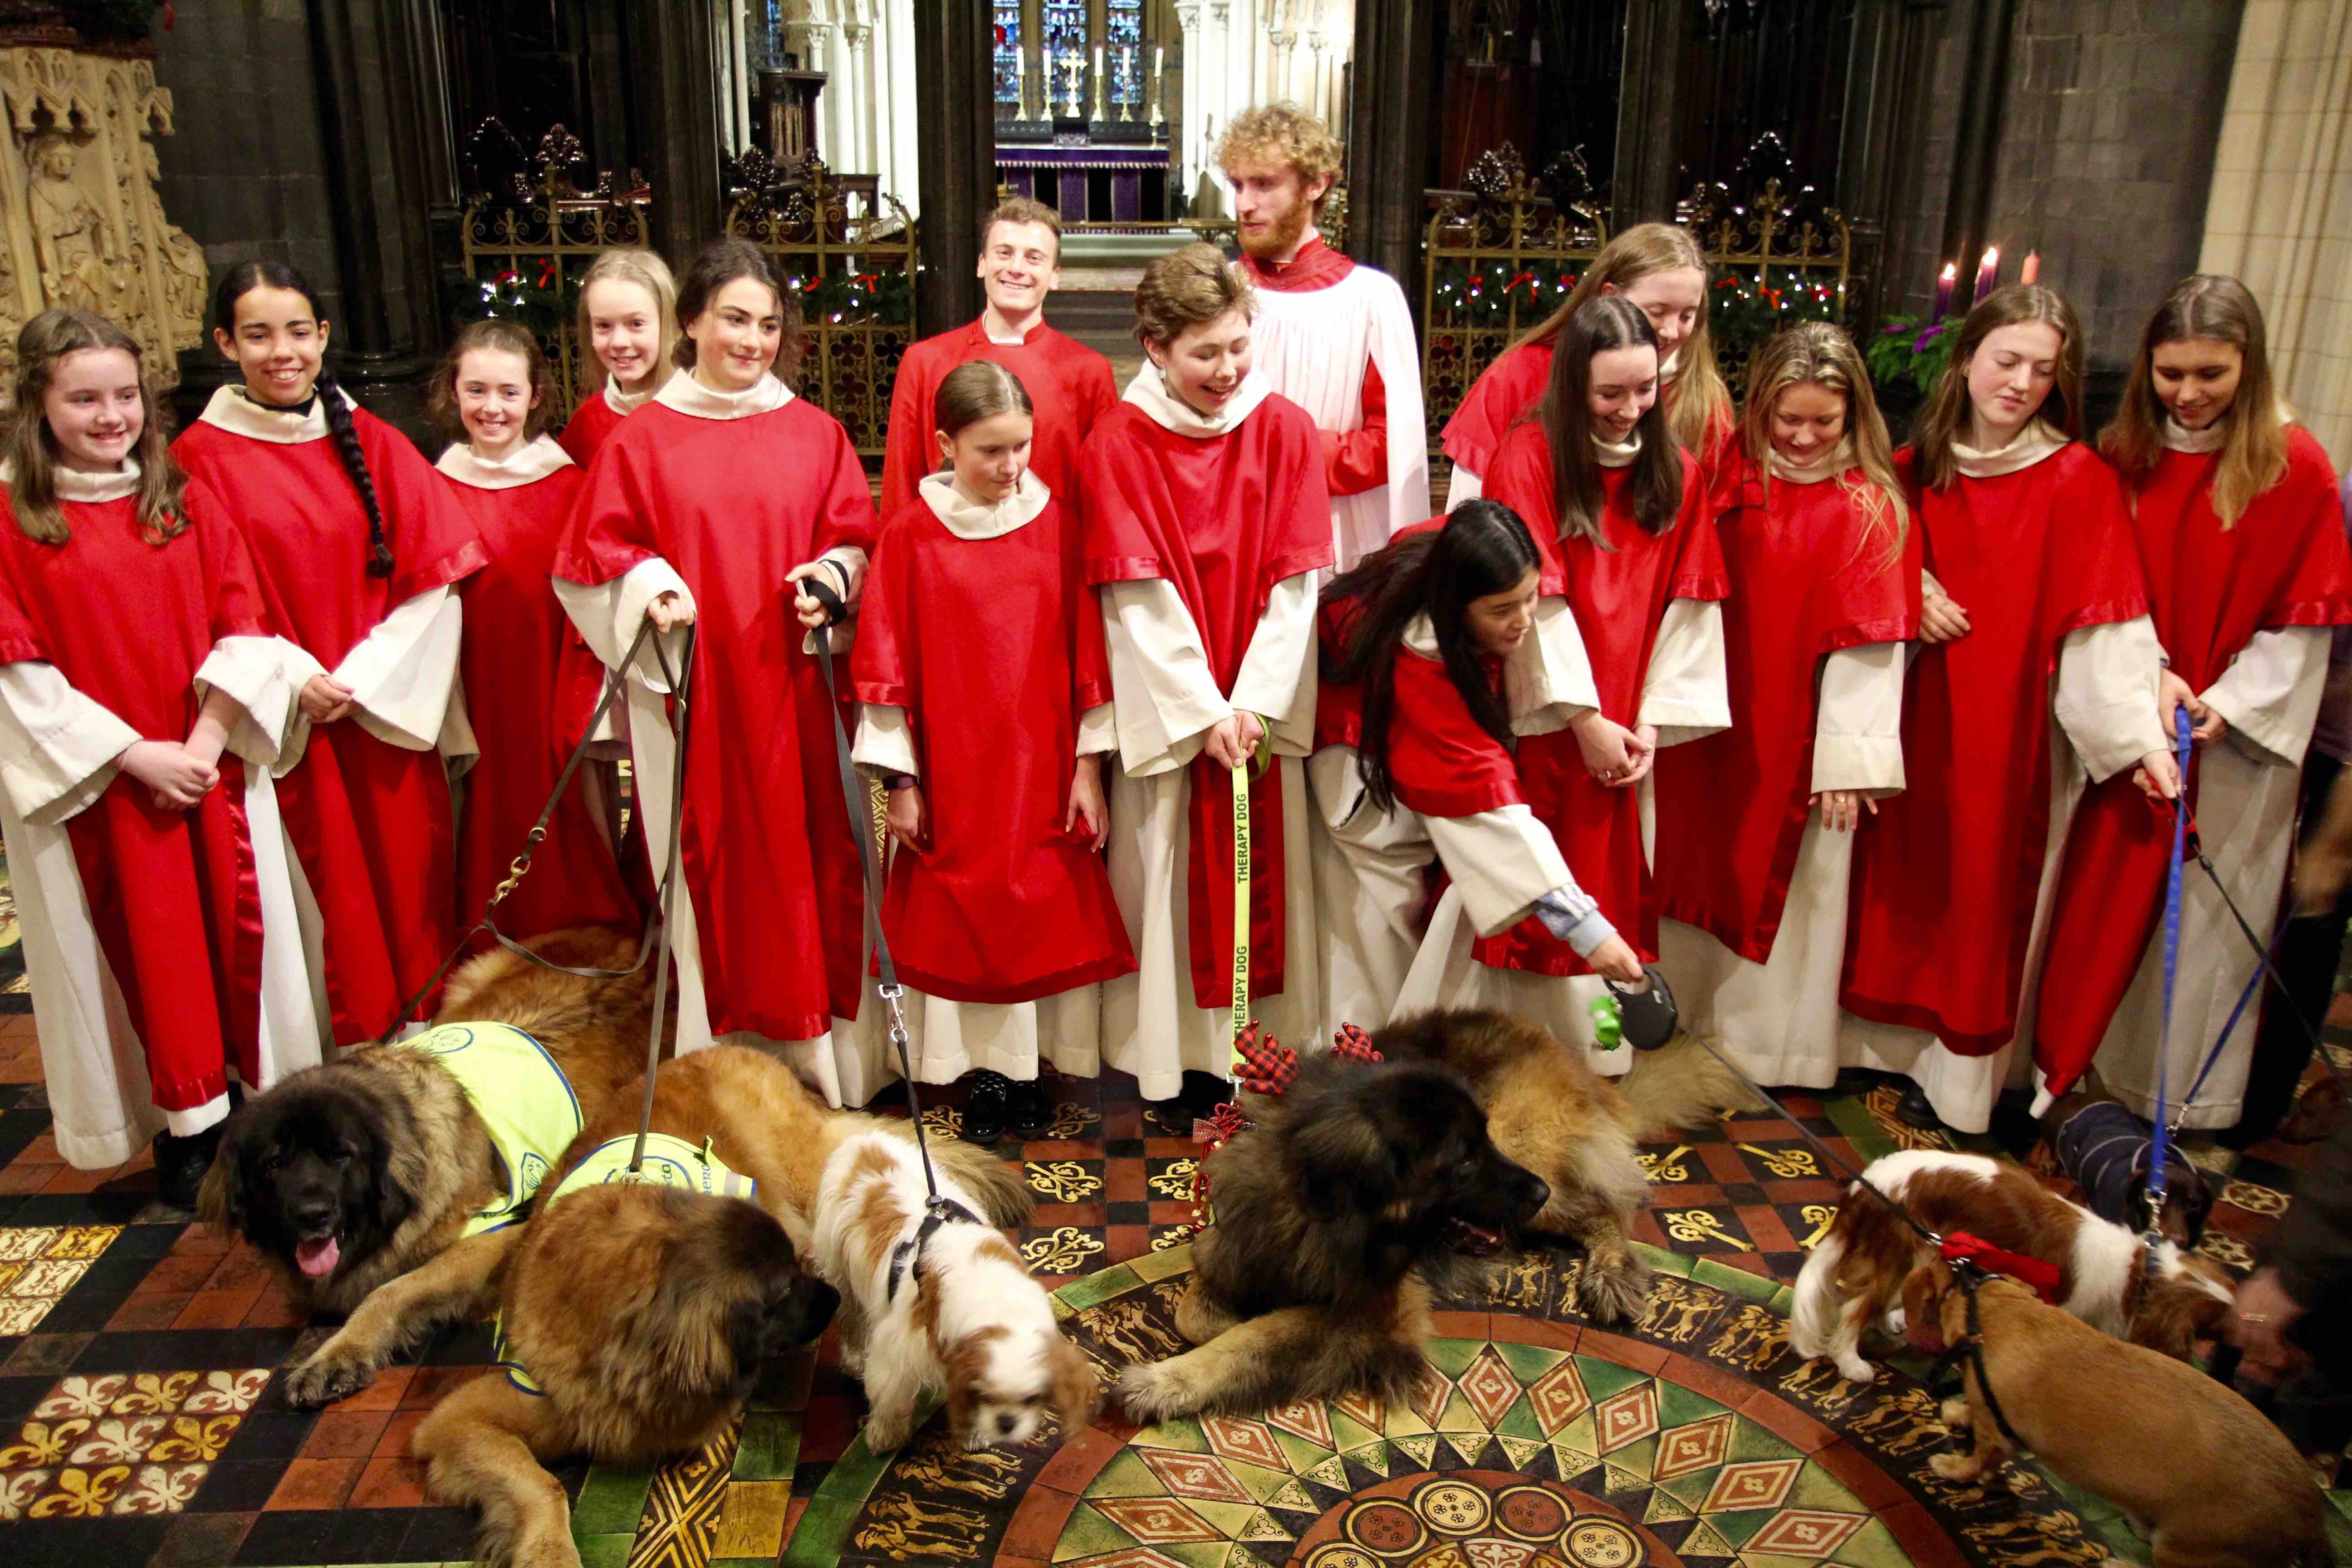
[[295, 1237, 340, 1278]]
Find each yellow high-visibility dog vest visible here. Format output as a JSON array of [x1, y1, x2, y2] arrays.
[[396, 1022, 583, 1239]]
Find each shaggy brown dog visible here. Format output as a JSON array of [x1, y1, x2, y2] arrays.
[[394, 1047, 1033, 1568], [1905, 1256, 2331, 1568], [198, 927, 661, 1404], [1118, 1009, 1745, 1422]]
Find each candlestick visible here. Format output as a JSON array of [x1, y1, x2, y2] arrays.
[[1929, 262, 1956, 326], [1118, 46, 1134, 121], [2019, 249, 2040, 286], [1971, 246, 2000, 308], [1093, 45, 1106, 121]]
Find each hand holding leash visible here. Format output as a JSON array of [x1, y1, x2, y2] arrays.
[[789, 560, 846, 631]]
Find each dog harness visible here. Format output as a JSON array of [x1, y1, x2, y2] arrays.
[[886, 1196, 986, 1302], [397, 1023, 583, 1238], [495, 1133, 757, 1394]]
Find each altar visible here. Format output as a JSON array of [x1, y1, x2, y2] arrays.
[[989, 0, 1175, 225], [996, 142, 1169, 225]]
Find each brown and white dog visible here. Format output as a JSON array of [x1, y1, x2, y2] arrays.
[[1903, 1256, 2331, 1568], [814, 1128, 1095, 1451], [1791, 1150, 2232, 1382]]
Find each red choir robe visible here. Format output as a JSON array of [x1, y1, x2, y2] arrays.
[[556, 378, 655, 467], [2033, 424, 2352, 1095], [879, 318, 1118, 520], [1081, 387, 1333, 1008], [174, 392, 488, 1044], [1841, 440, 2151, 1054], [436, 438, 639, 944], [1653, 453, 1920, 961], [852, 476, 1134, 1001], [1442, 342, 1552, 481], [0, 479, 267, 1111], [1480, 422, 1727, 974], [552, 383, 877, 1043]]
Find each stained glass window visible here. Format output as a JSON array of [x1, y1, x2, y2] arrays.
[[993, 5, 1024, 108], [1108, 0, 1143, 108]]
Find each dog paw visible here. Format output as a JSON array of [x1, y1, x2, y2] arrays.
[[861, 1413, 912, 1453], [1834, 1356, 1878, 1385], [1576, 1259, 1653, 1325], [1928, 1452, 1982, 1482], [1115, 1362, 1197, 1424], [1939, 1396, 1970, 1429], [281, 1344, 377, 1409], [510, 1531, 585, 1568]]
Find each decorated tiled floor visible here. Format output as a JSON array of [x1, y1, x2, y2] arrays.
[[0, 1005, 2348, 1566]]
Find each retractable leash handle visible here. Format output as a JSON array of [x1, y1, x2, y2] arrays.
[[2145, 702, 2195, 1239]]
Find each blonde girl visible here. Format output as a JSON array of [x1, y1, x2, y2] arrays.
[[557, 248, 678, 463], [1652, 322, 1918, 1087]]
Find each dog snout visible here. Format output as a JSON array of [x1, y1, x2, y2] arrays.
[[995, 1412, 1019, 1437], [288, 1196, 338, 1236]]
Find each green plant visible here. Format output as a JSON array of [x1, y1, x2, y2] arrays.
[[446, 265, 569, 339], [1705, 270, 1844, 354], [1865, 315, 1959, 400]]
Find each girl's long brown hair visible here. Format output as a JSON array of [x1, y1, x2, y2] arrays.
[[1534, 294, 1685, 545], [1740, 322, 1908, 568], [7, 308, 191, 546], [1515, 222, 1730, 455], [2101, 274, 2289, 527], [427, 318, 563, 445], [1911, 284, 2086, 492]]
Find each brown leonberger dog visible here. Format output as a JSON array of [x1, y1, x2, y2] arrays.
[[1117, 1008, 1748, 1422], [198, 926, 662, 1406], [369, 1046, 1034, 1568]]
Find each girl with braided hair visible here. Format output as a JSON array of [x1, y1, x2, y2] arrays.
[[174, 260, 487, 1046]]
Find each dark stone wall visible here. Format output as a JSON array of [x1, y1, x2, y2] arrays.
[[1897, 0, 2243, 390]]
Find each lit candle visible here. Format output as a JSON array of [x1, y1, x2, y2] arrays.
[[1156, 44, 1165, 79], [1094, 44, 1104, 83], [1014, 45, 1024, 79], [1971, 246, 2000, 307], [2019, 249, 2040, 286], [1929, 262, 1956, 325]]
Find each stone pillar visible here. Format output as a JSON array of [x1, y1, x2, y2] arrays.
[[1344, 0, 1431, 276], [841, 12, 874, 175], [884, 0, 922, 211], [914, 0, 992, 330], [637, 0, 723, 268], [1175, 1, 1204, 198]]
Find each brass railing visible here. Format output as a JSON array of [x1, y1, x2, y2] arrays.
[[1419, 147, 1609, 466], [724, 148, 919, 461], [1674, 133, 1852, 403], [454, 122, 652, 413]]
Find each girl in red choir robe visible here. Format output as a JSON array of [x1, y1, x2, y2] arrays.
[[429, 319, 637, 946], [1079, 243, 1332, 1120], [1839, 285, 2178, 1134], [852, 361, 1134, 1144], [553, 238, 881, 1107], [1652, 323, 1919, 1087], [175, 260, 487, 1048], [0, 310, 320, 1198], [1311, 499, 1645, 1033], [556, 249, 678, 466], [1441, 224, 1736, 514], [1396, 294, 1728, 1066], [2034, 276, 2352, 1128]]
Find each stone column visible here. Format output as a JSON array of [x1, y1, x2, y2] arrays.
[[914, 0, 993, 329], [1343, 0, 1429, 275], [637, 0, 723, 266]]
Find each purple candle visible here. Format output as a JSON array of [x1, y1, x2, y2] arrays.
[[1929, 262, 1956, 326], [1971, 246, 2000, 307]]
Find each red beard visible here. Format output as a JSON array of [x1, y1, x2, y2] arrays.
[[1238, 200, 1312, 261]]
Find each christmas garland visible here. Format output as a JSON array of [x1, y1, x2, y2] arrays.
[[1431, 260, 1844, 356]]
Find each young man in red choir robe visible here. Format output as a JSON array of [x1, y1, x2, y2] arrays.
[[1838, 286, 2178, 1134], [1081, 244, 1332, 1117], [879, 196, 1118, 519], [1219, 103, 1427, 571], [2033, 276, 2352, 1129], [554, 239, 884, 1109]]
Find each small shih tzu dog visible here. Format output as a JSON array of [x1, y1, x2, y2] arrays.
[[813, 1129, 1096, 1451]]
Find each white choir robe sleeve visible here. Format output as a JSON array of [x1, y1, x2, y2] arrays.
[[1443, 465, 1483, 511], [194, 636, 300, 770], [1509, 596, 1602, 737], [1638, 598, 1731, 745], [0, 663, 140, 826], [1423, 804, 1573, 938], [2053, 614, 2168, 783], [1921, 568, 1947, 602], [2201, 625, 2331, 768], [853, 703, 919, 779], [1101, 579, 1231, 776], [553, 558, 696, 697], [1230, 573, 1319, 756], [814, 545, 869, 606], [326, 585, 465, 756], [1809, 642, 1907, 797], [1078, 703, 1117, 757], [1366, 285, 1432, 544]]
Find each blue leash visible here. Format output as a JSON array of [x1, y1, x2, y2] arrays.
[[2144, 704, 2193, 1241]]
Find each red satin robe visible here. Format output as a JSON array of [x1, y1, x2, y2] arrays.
[[853, 490, 1134, 1002], [1480, 422, 1727, 974], [174, 409, 487, 1044], [2034, 426, 2352, 1091], [1080, 394, 1334, 1008], [879, 320, 1118, 520], [1841, 443, 2150, 1053], [441, 461, 639, 945], [0, 482, 267, 1111], [1442, 343, 1552, 479], [556, 386, 629, 467], [1652, 455, 1919, 962], [552, 396, 877, 1041]]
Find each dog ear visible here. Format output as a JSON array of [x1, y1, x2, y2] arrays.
[[1284, 1096, 1402, 1217], [1047, 1331, 1099, 1444], [1898, 1261, 1943, 1338]]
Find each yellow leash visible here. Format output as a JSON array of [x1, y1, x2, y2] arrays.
[[1230, 753, 1252, 1074]]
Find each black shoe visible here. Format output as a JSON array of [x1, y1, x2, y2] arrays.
[[1180, 1070, 1234, 1117], [961, 1071, 1011, 1144], [154, 1122, 225, 1211], [1007, 1078, 1055, 1141], [1144, 1097, 1194, 1135], [1895, 1084, 1943, 1132]]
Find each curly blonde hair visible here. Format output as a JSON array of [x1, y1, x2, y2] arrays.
[[1216, 103, 1344, 209], [1133, 242, 1256, 348]]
